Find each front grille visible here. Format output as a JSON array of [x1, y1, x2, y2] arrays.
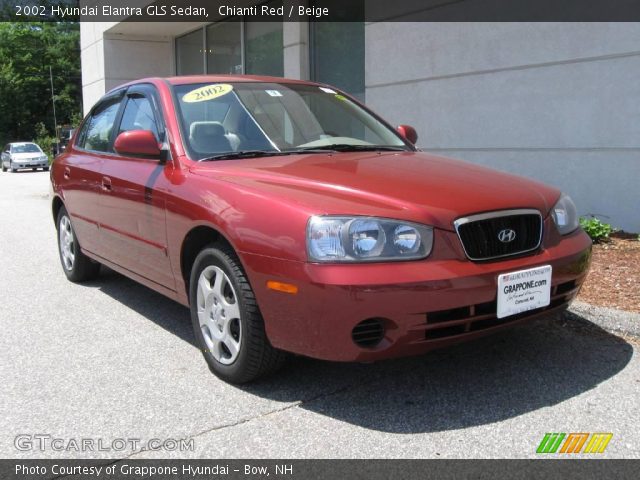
[[423, 280, 579, 341], [455, 209, 542, 261]]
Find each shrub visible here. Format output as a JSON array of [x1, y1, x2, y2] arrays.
[[579, 216, 613, 243], [33, 122, 57, 163]]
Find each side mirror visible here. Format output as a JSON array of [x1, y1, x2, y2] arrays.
[[114, 130, 161, 158], [397, 125, 418, 145]]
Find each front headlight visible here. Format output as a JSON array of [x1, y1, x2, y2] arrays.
[[550, 193, 579, 235], [307, 216, 434, 262]]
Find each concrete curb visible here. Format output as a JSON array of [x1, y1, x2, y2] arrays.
[[569, 300, 640, 338]]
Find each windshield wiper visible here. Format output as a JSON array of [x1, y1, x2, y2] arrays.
[[199, 145, 408, 161], [199, 150, 284, 161], [291, 144, 409, 153]]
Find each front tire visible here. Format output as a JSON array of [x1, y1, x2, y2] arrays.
[[189, 242, 286, 383], [10, 162, 16, 172], [57, 207, 100, 282]]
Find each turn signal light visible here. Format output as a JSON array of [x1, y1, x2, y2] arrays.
[[266, 281, 299, 294]]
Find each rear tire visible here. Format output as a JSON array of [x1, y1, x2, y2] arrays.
[[1, 165, 6, 172], [56, 206, 100, 282], [43, 166, 49, 172], [189, 242, 286, 383]]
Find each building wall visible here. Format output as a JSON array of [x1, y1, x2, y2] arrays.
[[365, 22, 640, 231], [80, 22, 175, 114], [80, 22, 112, 113]]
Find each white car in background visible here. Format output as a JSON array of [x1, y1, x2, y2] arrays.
[[1, 142, 49, 172]]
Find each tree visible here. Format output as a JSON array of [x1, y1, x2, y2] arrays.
[[0, 21, 81, 146]]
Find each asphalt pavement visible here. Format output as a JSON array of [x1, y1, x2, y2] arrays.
[[0, 170, 638, 459]]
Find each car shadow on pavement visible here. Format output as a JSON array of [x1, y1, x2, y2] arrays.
[[92, 267, 195, 346], [93, 267, 633, 434]]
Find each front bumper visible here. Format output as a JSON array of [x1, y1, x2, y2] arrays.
[[12, 161, 48, 169], [242, 226, 592, 362]]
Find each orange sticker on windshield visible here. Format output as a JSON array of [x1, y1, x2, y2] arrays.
[[182, 84, 233, 103]]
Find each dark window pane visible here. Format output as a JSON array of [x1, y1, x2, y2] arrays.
[[176, 29, 204, 75], [206, 22, 242, 74], [311, 22, 364, 100], [245, 21, 283, 76]]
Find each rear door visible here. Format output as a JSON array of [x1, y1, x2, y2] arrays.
[[59, 93, 124, 255], [96, 84, 174, 290]]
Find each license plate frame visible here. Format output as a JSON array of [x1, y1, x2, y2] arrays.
[[497, 265, 552, 319]]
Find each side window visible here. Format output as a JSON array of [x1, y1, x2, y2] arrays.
[[79, 100, 121, 152], [118, 95, 159, 140]]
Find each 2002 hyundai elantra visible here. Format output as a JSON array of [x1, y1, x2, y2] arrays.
[[50, 76, 591, 383]]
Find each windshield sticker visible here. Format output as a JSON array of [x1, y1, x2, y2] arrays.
[[319, 87, 337, 94], [334, 94, 347, 101], [182, 84, 233, 103], [265, 90, 283, 97]]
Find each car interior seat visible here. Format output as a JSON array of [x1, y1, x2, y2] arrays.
[[189, 121, 232, 153]]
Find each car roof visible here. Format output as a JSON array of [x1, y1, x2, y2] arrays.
[[10, 142, 38, 146], [107, 75, 321, 95], [165, 74, 317, 86]]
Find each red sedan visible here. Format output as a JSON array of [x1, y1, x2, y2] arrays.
[[50, 76, 591, 383]]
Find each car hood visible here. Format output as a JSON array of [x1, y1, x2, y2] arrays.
[[189, 151, 561, 231], [11, 152, 43, 159]]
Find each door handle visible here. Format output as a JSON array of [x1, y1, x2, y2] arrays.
[[63, 167, 71, 179], [101, 176, 112, 192]]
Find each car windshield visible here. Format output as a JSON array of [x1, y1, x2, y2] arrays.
[[12, 143, 41, 153], [172, 82, 411, 160]]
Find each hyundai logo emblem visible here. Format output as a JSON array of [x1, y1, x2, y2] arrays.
[[498, 228, 517, 243]]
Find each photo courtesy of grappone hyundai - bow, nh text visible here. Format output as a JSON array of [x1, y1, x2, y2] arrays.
[[50, 75, 592, 383]]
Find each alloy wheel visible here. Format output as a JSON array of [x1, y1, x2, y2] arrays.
[[59, 215, 75, 271], [196, 266, 242, 365]]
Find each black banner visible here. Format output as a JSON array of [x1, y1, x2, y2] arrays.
[[3, 0, 640, 22], [2, 459, 640, 480]]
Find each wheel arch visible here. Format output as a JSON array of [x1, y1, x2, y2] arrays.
[[52, 195, 65, 226], [180, 223, 239, 296]]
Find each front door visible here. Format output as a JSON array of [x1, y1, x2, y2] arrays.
[[96, 86, 174, 290]]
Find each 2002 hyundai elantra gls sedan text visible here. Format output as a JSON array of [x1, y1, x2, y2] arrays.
[[50, 76, 591, 383]]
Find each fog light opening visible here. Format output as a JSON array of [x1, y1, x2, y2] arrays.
[[352, 318, 386, 348]]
